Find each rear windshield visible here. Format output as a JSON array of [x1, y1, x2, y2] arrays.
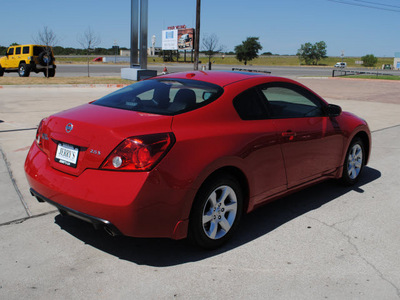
[[93, 78, 224, 115]]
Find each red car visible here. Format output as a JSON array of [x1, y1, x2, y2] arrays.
[[25, 71, 371, 249]]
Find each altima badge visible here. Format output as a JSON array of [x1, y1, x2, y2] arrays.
[[65, 123, 73, 133]]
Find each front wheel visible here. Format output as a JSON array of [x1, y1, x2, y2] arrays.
[[341, 137, 365, 185], [189, 173, 243, 249], [18, 63, 30, 77], [0, 65, 4, 77]]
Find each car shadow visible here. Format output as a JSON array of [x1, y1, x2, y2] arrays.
[[54, 166, 381, 267]]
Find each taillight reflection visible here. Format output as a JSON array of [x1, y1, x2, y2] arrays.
[[35, 119, 45, 149], [101, 133, 175, 171]]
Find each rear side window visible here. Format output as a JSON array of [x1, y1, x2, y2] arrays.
[[93, 79, 224, 115], [15, 47, 21, 55], [233, 88, 268, 120], [23, 46, 30, 54]]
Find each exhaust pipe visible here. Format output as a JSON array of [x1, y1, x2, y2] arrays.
[[104, 226, 117, 237]]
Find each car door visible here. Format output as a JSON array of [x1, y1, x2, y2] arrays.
[[259, 82, 344, 188], [232, 87, 288, 202], [3, 47, 14, 68], [13, 46, 22, 68]]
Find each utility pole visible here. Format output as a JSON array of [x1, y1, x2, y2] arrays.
[[194, 0, 201, 70]]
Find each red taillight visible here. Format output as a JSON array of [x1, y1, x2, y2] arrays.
[[100, 133, 175, 171]]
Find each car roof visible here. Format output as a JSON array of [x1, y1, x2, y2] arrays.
[[9, 44, 49, 48], [156, 70, 278, 87]]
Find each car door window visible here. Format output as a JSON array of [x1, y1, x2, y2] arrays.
[[15, 47, 21, 55], [7, 48, 14, 55], [261, 84, 323, 118]]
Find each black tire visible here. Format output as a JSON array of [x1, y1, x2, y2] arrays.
[[189, 173, 243, 249], [341, 137, 365, 185], [0, 66, 4, 77], [18, 63, 30, 77], [38, 51, 53, 65], [43, 68, 56, 77]]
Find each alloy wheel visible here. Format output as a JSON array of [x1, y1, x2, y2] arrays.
[[202, 185, 238, 240], [347, 143, 363, 180]]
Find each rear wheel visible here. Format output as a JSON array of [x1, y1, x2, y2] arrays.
[[18, 63, 30, 77], [189, 173, 243, 249], [341, 137, 365, 185], [43, 68, 56, 77]]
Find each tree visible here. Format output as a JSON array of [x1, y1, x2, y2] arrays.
[[202, 34, 224, 70], [234, 37, 262, 65], [34, 26, 58, 78], [77, 27, 101, 77], [297, 41, 327, 65], [361, 54, 378, 67]]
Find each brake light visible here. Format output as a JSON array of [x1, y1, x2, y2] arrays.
[[100, 133, 175, 171]]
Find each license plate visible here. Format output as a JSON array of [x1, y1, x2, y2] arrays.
[[55, 143, 79, 168]]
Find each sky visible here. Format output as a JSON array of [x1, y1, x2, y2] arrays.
[[1, 0, 399, 57]]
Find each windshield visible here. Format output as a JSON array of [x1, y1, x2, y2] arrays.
[[93, 78, 224, 115]]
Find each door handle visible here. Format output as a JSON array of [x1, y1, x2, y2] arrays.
[[281, 131, 296, 137]]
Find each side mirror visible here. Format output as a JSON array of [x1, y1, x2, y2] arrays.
[[325, 104, 342, 117]]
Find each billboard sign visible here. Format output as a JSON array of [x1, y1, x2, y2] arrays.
[[177, 28, 194, 50], [163, 26, 194, 51], [162, 29, 178, 50]]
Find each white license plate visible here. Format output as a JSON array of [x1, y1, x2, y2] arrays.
[[55, 143, 79, 168]]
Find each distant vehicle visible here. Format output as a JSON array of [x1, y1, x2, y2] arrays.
[[334, 62, 347, 68], [0, 44, 56, 77], [178, 34, 192, 49]]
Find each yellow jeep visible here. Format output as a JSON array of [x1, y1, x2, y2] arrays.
[[0, 44, 56, 77]]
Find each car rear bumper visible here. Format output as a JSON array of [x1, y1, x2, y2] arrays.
[[24, 142, 190, 240], [30, 62, 56, 70], [30, 188, 122, 236]]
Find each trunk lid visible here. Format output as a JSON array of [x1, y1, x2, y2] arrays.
[[39, 103, 173, 176]]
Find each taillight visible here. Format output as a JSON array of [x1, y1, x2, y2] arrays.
[[35, 119, 45, 149], [100, 133, 175, 171]]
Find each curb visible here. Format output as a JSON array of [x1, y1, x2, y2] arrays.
[[328, 77, 400, 83]]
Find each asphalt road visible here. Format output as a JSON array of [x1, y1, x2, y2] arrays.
[[8, 63, 398, 78], [1, 79, 400, 299], [55, 64, 336, 77]]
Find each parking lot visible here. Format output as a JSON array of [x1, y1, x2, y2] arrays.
[[0, 78, 400, 299]]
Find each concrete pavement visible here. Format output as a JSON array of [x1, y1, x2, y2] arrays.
[[0, 78, 399, 299]]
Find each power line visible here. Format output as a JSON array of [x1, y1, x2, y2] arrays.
[[327, 0, 400, 12], [354, 0, 400, 9]]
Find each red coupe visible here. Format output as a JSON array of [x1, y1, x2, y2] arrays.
[[25, 71, 371, 249]]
